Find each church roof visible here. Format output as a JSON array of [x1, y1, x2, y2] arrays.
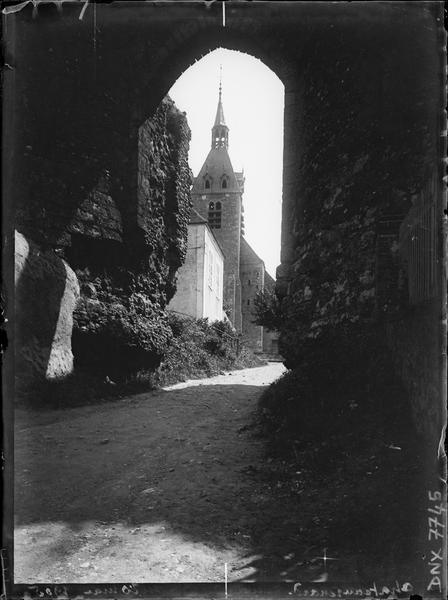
[[264, 271, 276, 288], [189, 208, 208, 224], [240, 238, 276, 283], [191, 77, 243, 196], [214, 89, 226, 127], [191, 147, 241, 194], [188, 208, 226, 258], [240, 236, 265, 267]]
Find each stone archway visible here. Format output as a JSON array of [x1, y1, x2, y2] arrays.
[[8, 1, 443, 430], [127, 24, 302, 298], [135, 43, 297, 299], [5, 2, 442, 400], [6, 1, 445, 592]]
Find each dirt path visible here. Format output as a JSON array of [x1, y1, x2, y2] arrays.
[[14, 361, 424, 587], [15, 363, 309, 583]]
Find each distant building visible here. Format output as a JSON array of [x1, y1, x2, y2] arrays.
[[240, 237, 265, 351], [262, 271, 281, 357], [240, 238, 280, 355], [190, 80, 244, 331], [185, 80, 281, 354], [168, 209, 224, 322]]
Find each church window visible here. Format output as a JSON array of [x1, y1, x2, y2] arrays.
[[208, 200, 222, 229], [205, 179, 211, 189], [247, 299, 250, 306], [248, 279, 251, 286], [222, 178, 227, 189]]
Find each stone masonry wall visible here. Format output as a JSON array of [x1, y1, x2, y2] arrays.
[[240, 238, 265, 351], [384, 303, 443, 449], [276, 9, 441, 374], [15, 231, 80, 390], [71, 98, 192, 378], [13, 89, 192, 383]]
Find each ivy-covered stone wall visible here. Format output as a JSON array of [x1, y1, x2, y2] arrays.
[[276, 16, 440, 372], [70, 98, 192, 378], [14, 95, 192, 383]]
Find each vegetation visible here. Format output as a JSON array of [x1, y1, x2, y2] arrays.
[[19, 313, 264, 409], [150, 313, 264, 386], [256, 324, 425, 577], [258, 325, 414, 456], [252, 288, 283, 332], [73, 295, 173, 379]]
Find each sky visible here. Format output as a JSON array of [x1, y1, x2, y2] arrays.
[[169, 48, 284, 279]]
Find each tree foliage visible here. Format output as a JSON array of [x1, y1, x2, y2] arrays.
[[252, 288, 284, 332]]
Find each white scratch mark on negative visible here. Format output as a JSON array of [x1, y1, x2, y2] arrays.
[[78, 0, 90, 21], [2, 0, 34, 14], [2, 0, 68, 15], [438, 424, 447, 460]]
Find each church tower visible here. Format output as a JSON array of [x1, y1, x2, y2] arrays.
[[190, 78, 245, 331]]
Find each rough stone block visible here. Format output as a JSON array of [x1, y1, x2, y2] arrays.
[[15, 230, 80, 389]]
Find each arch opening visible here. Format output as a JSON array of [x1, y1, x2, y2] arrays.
[[132, 30, 298, 297], [160, 47, 284, 350]]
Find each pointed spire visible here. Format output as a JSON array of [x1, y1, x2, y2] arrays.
[[214, 65, 226, 127], [212, 66, 229, 148]]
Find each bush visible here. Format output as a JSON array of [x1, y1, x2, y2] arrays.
[[257, 324, 424, 576], [252, 288, 283, 332], [20, 313, 265, 409], [73, 297, 172, 380], [258, 323, 415, 458], [150, 314, 264, 386]]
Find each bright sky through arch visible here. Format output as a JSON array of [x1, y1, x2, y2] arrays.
[[169, 48, 284, 279]]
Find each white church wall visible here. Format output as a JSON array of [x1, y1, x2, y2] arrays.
[[168, 224, 204, 319], [202, 226, 224, 323], [168, 223, 223, 322]]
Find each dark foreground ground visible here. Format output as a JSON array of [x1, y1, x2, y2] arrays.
[[14, 363, 424, 584]]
